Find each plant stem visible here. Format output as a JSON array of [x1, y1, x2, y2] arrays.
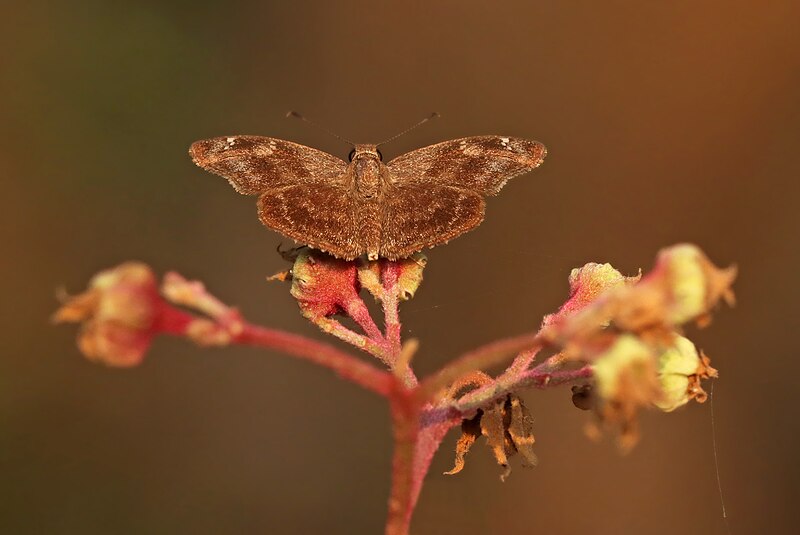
[[418, 332, 544, 400], [344, 297, 386, 344], [381, 261, 403, 360], [452, 364, 594, 414], [310, 315, 390, 363], [236, 323, 393, 397], [385, 385, 420, 535]]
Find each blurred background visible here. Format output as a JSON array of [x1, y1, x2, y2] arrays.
[[2, 1, 798, 533]]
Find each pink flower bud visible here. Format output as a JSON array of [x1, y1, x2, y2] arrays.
[[543, 263, 640, 327], [290, 250, 361, 319], [53, 262, 161, 367]]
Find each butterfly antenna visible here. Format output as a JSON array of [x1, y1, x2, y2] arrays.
[[377, 112, 440, 147], [286, 111, 355, 145]]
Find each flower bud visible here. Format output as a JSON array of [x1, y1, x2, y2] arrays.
[[654, 336, 718, 412], [592, 335, 656, 401], [396, 253, 427, 301], [589, 335, 662, 450], [290, 250, 360, 319], [53, 262, 160, 367], [543, 262, 639, 327], [647, 244, 736, 325]]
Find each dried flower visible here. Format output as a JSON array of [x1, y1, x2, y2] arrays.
[[446, 391, 537, 481], [53, 262, 161, 367]]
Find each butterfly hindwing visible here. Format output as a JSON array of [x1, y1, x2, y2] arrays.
[[190, 136, 348, 195], [380, 183, 485, 259], [257, 183, 362, 260], [386, 136, 546, 195]]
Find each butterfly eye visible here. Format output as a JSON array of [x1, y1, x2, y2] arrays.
[[348, 148, 356, 162], [376, 149, 383, 161]]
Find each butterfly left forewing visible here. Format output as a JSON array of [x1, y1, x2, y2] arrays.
[[190, 136, 348, 194], [386, 136, 546, 195]]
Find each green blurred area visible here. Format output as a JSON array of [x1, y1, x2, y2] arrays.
[[2, 1, 798, 534]]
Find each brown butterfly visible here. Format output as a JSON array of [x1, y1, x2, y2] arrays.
[[189, 132, 546, 260]]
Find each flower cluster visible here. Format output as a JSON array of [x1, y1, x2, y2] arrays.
[[54, 243, 735, 535], [540, 244, 734, 448]]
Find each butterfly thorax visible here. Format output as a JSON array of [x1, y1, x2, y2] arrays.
[[351, 144, 386, 199]]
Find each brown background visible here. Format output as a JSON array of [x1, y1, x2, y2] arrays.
[[2, 1, 798, 534]]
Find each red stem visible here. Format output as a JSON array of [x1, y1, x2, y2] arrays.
[[235, 324, 394, 397], [520, 364, 594, 388], [344, 298, 386, 345], [381, 262, 403, 359], [418, 332, 544, 400], [154, 301, 195, 335], [408, 407, 461, 513], [385, 385, 420, 535]]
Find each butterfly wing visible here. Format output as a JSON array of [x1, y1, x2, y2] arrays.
[[189, 136, 348, 194], [380, 183, 484, 259], [257, 183, 361, 259], [386, 136, 546, 195], [380, 136, 546, 258], [190, 136, 361, 258]]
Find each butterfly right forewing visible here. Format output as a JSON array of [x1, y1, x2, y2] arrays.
[[191, 135, 363, 258]]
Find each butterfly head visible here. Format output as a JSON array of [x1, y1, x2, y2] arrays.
[[348, 144, 383, 163]]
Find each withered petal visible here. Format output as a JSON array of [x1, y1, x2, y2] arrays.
[[444, 416, 481, 475], [506, 395, 538, 467], [481, 401, 510, 469]]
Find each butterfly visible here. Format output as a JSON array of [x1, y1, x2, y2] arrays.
[[189, 134, 546, 260]]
